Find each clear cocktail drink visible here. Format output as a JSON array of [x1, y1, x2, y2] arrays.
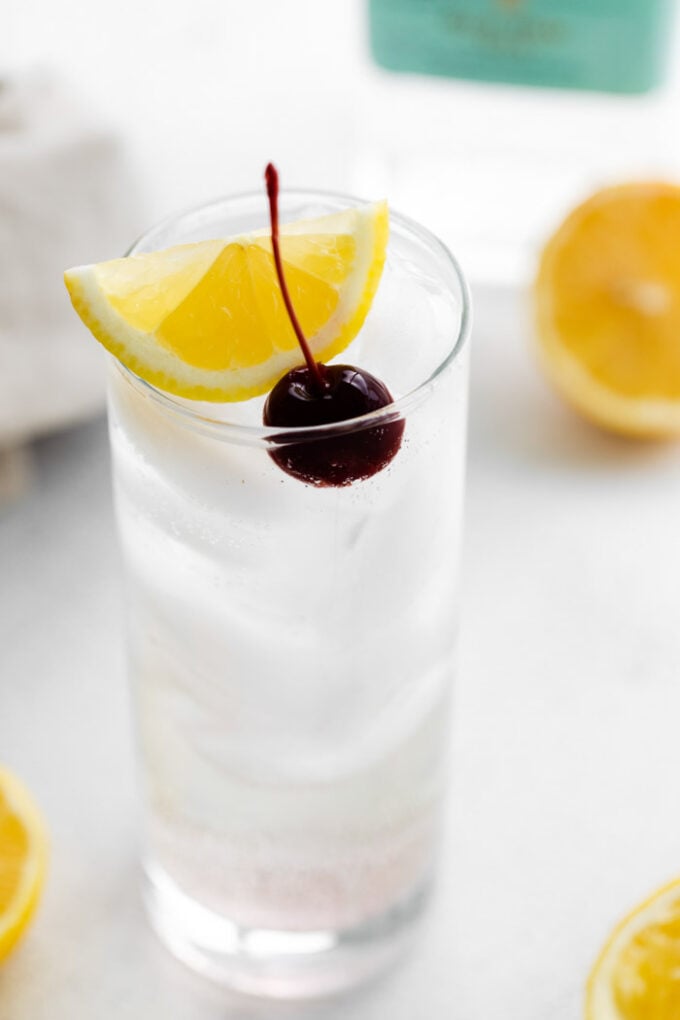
[[107, 190, 470, 996]]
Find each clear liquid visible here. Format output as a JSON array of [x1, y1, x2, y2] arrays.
[[107, 202, 468, 986]]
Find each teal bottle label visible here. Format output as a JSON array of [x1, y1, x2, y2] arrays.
[[368, 0, 674, 94]]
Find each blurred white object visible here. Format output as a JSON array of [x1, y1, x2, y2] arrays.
[[0, 70, 142, 481], [0, 446, 33, 504], [355, 14, 680, 292]]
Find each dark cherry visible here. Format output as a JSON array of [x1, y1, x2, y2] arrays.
[[264, 364, 404, 487], [262, 162, 403, 487]]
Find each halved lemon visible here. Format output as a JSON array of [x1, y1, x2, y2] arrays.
[[64, 202, 389, 402], [534, 181, 680, 437], [586, 877, 680, 1020], [0, 767, 48, 961]]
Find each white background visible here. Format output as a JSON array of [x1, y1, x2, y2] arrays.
[[3, 2, 680, 1017]]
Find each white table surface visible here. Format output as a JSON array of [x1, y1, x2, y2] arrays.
[[3, 289, 680, 1020], [4, 1, 680, 1016]]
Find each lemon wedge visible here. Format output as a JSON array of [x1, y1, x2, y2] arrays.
[[65, 202, 389, 402]]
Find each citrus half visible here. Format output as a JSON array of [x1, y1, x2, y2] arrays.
[[0, 767, 48, 961], [534, 182, 680, 437]]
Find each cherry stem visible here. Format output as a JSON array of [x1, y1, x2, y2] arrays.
[[265, 163, 328, 394]]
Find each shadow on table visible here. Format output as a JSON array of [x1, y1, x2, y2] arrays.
[[468, 285, 680, 475]]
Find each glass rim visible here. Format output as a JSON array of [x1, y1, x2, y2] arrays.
[[115, 187, 471, 446]]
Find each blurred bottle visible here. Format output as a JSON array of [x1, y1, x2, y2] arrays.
[[368, 0, 673, 94], [355, 0, 680, 290]]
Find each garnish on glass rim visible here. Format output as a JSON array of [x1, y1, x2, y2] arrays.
[[64, 170, 390, 404], [263, 163, 404, 487]]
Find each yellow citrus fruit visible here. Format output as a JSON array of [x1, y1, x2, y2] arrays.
[[0, 767, 48, 961], [64, 202, 389, 402], [586, 877, 680, 1020], [534, 181, 680, 437]]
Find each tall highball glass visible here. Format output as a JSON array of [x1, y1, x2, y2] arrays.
[[107, 189, 470, 998]]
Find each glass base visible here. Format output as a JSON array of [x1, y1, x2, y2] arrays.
[[143, 863, 429, 999]]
